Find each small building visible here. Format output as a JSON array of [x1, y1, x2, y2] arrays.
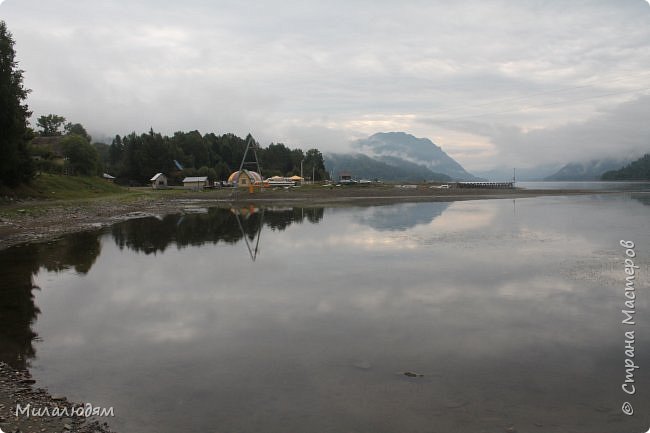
[[150, 173, 168, 189], [183, 176, 209, 190], [228, 170, 263, 187], [339, 172, 356, 185]]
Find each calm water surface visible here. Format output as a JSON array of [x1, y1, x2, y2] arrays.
[[518, 181, 650, 191], [1, 194, 650, 433]]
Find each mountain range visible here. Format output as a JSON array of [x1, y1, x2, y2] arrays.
[[324, 131, 637, 183], [473, 164, 562, 182], [325, 132, 480, 181], [544, 158, 630, 181], [476, 159, 633, 182]]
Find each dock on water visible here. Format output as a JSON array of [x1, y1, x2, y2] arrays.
[[456, 181, 515, 189]]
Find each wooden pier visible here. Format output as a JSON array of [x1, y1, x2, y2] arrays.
[[456, 181, 514, 189]]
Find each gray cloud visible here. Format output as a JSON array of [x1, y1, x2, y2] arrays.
[[422, 94, 650, 168], [1, 0, 649, 169]]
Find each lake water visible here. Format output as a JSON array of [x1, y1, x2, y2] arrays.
[[1, 194, 650, 433], [517, 181, 650, 191]]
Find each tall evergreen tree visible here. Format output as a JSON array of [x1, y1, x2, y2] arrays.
[[0, 21, 34, 186]]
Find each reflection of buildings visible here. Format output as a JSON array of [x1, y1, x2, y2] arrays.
[[111, 207, 325, 257], [0, 232, 102, 370]]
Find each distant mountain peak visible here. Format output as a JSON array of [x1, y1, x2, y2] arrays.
[[360, 132, 442, 152], [352, 131, 478, 180]]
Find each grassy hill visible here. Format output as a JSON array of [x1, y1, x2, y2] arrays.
[[0, 173, 128, 200]]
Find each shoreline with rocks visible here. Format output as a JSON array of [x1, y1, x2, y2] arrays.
[[0, 363, 116, 433]]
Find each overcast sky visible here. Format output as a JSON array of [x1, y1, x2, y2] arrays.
[[1, 0, 649, 170]]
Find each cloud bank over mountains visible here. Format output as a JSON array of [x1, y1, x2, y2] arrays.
[[1, 0, 648, 170]]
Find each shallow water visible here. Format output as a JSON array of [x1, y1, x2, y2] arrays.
[[1, 194, 650, 433]]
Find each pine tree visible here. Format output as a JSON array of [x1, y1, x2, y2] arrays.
[[0, 20, 34, 186]]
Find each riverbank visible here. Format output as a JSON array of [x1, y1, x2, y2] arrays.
[[0, 362, 115, 433], [0, 185, 600, 251]]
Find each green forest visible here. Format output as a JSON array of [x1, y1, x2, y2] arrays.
[[32, 113, 329, 185], [601, 154, 650, 180], [0, 20, 327, 188], [105, 130, 328, 185]]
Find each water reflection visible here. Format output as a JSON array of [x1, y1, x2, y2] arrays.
[[632, 193, 650, 206], [111, 206, 325, 255], [1, 197, 649, 433], [0, 232, 101, 369], [356, 202, 450, 231], [0, 207, 325, 369], [232, 207, 265, 261]]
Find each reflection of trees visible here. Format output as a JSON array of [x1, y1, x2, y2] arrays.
[[111, 207, 325, 255], [264, 207, 325, 230], [0, 244, 40, 370], [0, 232, 102, 370], [35, 232, 101, 274]]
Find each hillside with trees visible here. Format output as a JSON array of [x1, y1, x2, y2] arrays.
[[325, 153, 451, 182], [29, 122, 329, 186], [30, 114, 101, 176], [544, 158, 629, 181], [105, 130, 327, 185], [601, 154, 650, 180]]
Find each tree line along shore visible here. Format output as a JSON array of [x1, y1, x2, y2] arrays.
[[3, 19, 330, 193]]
